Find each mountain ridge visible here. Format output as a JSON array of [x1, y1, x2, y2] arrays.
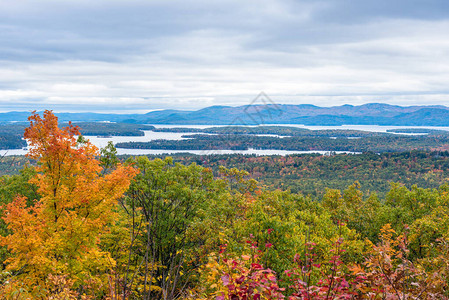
[[1, 103, 449, 126]]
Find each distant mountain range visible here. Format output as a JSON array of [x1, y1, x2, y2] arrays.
[[2, 103, 449, 126]]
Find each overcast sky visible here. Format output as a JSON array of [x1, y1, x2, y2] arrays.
[[1, 0, 449, 112]]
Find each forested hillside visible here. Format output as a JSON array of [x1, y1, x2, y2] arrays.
[[4, 151, 449, 200], [0, 122, 155, 150], [3, 103, 449, 125], [167, 151, 449, 199], [116, 128, 449, 153], [0, 124, 27, 149], [1, 111, 449, 299]]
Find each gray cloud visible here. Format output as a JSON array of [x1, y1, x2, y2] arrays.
[[1, 0, 449, 112]]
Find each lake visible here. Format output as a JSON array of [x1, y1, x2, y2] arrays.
[[2, 124, 449, 156], [151, 124, 449, 133]]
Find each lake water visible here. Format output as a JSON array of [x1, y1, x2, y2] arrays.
[[0, 129, 353, 156], [2, 124, 448, 157], [86, 131, 190, 148], [151, 124, 449, 133], [0, 147, 357, 157]]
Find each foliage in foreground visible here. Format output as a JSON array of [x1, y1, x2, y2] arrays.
[[197, 225, 448, 299], [0, 111, 449, 298], [0, 111, 137, 298]]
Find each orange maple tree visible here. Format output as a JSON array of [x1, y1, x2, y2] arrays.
[[1, 110, 138, 295]]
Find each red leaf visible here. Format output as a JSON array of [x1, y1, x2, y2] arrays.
[[236, 275, 245, 284]]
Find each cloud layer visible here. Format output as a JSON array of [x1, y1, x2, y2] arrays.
[[1, 0, 449, 112]]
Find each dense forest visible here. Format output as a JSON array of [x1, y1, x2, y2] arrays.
[[116, 132, 449, 153], [0, 156, 32, 175], [0, 124, 27, 149], [0, 122, 155, 149], [163, 151, 449, 199], [1, 111, 449, 299], [5, 151, 449, 200], [152, 126, 387, 137], [68, 122, 155, 137]]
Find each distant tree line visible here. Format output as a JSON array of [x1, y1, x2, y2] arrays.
[[116, 133, 449, 153]]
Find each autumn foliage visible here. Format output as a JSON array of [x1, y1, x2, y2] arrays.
[[198, 226, 449, 299], [0, 111, 137, 297], [2, 111, 449, 299]]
